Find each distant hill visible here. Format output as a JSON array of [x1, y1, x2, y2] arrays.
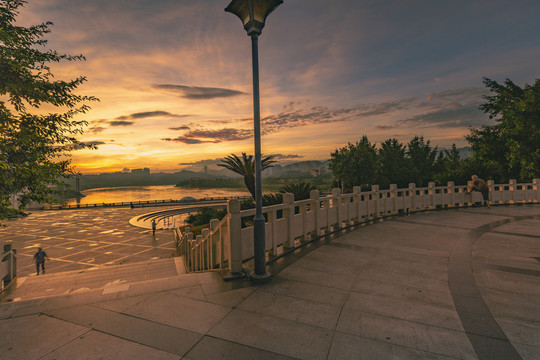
[[66, 160, 331, 191]]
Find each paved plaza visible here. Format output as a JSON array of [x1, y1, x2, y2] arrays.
[[0, 207, 178, 277], [1, 204, 540, 359]]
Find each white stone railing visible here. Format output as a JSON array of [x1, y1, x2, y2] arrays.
[[1, 244, 17, 293], [175, 179, 540, 273]]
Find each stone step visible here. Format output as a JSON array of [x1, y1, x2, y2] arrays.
[[1, 257, 187, 303]]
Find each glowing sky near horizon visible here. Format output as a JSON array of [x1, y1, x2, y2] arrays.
[[15, 0, 540, 173]]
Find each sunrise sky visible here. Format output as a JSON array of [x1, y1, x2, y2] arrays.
[[16, 0, 540, 173]]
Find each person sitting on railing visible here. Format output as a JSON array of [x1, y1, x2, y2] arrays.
[[467, 175, 490, 208], [33, 247, 50, 275]]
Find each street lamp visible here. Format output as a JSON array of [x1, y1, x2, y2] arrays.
[[225, 0, 282, 281]]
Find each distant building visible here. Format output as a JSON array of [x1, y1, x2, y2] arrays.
[[203, 165, 208, 174], [131, 168, 150, 175], [310, 169, 320, 177]]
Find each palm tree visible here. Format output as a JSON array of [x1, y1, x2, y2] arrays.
[[218, 153, 276, 199], [279, 181, 318, 201]]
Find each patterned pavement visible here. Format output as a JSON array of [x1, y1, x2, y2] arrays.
[[0, 207, 178, 277]]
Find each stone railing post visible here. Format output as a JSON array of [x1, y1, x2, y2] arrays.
[[534, 179, 540, 202], [353, 186, 362, 221], [210, 219, 220, 268], [447, 181, 454, 207], [487, 180, 495, 204], [283, 193, 295, 248], [408, 183, 416, 212], [428, 182, 435, 208], [332, 188, 341, 230], [389, 184, 397, 214], [310, 190, 320, 238], [371, 185, 379, 219], [508, 179, 517, 203], [227, 199, 242, 274]]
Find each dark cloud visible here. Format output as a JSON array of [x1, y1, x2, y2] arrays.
[[116, 111, 185, 120], [270, 154, 303, 160], [72, 141, 106, 150], [261, 98, 419, 134], [398, 105, 491, 128], [153, 84, 247, 100], [109, 120, 134, 126], [169, 125, 191, 131], [87, 125, 106, 134], [185, 128, 252, 141], [376, 125, 396, 130], [426, 87, 486, 101], [162, 137, 216, 144]]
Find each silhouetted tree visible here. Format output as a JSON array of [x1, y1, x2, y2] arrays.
[[0, 0, 97, 219], [377, 138, 409, 188], [279, 181, 318, 200], [218, 153, 276, 199], [467, 77, 540, 181], [407, 136, 438, 187], [329, 136, 378, 192]]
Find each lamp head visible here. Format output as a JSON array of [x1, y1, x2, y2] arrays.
[[225, 0, 283, 36]]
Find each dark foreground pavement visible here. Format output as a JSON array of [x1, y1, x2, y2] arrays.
[[1, 205, 539, 359]]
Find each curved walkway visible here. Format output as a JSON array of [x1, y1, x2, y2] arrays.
[[1, 205, 539, 359]]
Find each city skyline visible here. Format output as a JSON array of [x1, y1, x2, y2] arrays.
[[17, 0, 540, 173]]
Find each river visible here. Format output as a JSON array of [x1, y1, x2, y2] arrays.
[[65, 185, 250, 206]]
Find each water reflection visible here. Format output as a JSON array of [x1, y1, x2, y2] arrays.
[[66, 185, 250, 206]]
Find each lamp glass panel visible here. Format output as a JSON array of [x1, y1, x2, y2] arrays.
[[253, 0, 279, 23], [226, 0, 251, 26]]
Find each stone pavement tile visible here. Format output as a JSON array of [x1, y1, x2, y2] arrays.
[[368, 258, 449, 282], [11, 290, 118, 317], [475, 270, 540, 296], [406, 210, 508, 229], [512, 342, 540, 360], [290, 254, 368, 277], [114, 275, 198, 299], [351, 278, 454, 308], [263, 277, 349, 307], [327, 331, 457, 360], [97, 291, 231, 334], [302, 244, 373, 265], [480, 287, 540, 323], [205, 287, 256, 307], [47, 304, 202, 356], [357, 268, 450, 293], [95, 292, 155, 312], [277, 261, 357, 290], [185, 336, 297, 360], [167, 285, 207, 301], [40, 330, 180, 360], [494, 218, 540, 236], [0, 314, 88, 360], [336, 307, 476, 359], [466, 334, 523, 360], [208, 309, 333, 360], [238, 289, 342, 330], [344, 292, 463, 331], [498, 319, 540, 347]]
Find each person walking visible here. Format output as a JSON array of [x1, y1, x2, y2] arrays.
[[33, 247, 49, 275], [151, 219, 157, 236], [467, 175, 490, 207]]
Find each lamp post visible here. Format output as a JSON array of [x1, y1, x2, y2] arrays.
[[225, 0, 282, 281]]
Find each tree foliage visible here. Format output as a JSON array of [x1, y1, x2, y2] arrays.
[[0, 0, 97, 219], [329, 136, 377, 192], [217, 152, 276, 199], [466, 77, 540, 181], [330, 136, 466, 190], [279, 181, 318, 201], [377, 138, 409, 188], [406, 136, 438, 187]]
